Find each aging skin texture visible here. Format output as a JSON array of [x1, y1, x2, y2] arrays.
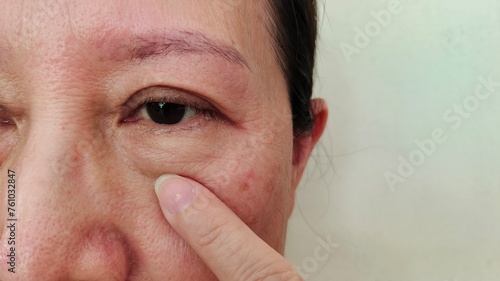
[[0, 1, 325, 280]]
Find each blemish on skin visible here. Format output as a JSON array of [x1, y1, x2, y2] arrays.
[[240, 170, 254, 191], [240, 182, 249, 191], [246, 170, 254, 180]]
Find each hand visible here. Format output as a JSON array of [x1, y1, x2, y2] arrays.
[[154, 174, 303, 281]]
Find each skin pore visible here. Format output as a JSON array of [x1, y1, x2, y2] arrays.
[[0, 1, 327, 280]]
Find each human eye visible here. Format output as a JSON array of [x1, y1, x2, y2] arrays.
[[0, 107, 16, 130], [0, 117, 15, 126], [0, 106, 18, 164], [122, 87, 218, 128]]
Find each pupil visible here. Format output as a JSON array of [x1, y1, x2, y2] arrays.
[[146, 102, 187, 124]]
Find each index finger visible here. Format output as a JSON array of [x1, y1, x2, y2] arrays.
[[154, 174, 303, 281]]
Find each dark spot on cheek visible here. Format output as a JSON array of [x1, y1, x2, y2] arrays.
[[240, 170, 255, 192], [240, 182, 249, 191]]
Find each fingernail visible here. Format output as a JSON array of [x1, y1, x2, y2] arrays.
[[155, 175, 196, 214]]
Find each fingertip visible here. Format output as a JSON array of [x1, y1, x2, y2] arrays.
[[154, 174, 177, 196], [155, 174, 196, 214]]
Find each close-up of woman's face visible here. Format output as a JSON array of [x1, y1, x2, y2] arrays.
[[0, 1, 326, 280]]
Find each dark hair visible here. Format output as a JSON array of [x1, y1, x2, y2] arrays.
[[267, 0, 318, 137]]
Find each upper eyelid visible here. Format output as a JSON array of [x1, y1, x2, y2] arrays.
[[0, 103, 24, 119], [0, 85, 26, 117], [121, 86, 215, 117]]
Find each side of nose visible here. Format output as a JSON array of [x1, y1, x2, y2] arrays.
[[0, 125, 131, 280]]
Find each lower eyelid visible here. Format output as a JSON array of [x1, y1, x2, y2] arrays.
[[141, 114, 213, 135]]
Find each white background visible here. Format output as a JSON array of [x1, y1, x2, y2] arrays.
[[285, 0, 500, 280]]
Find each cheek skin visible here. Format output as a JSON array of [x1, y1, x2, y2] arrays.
[[213, 154, 293, 252], [120, 122, 294, 247], [109, 129, 294, 279]]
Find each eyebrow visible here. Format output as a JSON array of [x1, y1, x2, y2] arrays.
[[103, 30, 250, 70]]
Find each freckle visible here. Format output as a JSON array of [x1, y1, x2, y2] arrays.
[[240, 182, 249, 191]]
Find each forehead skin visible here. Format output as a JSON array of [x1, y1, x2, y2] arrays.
[[0, 1, 295, 280], [0, 0, 275, 74]]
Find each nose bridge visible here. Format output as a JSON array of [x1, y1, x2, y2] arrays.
[[6, 123, 88, 277], [18, 111, 92, 193], [19, 76, 105, 186]]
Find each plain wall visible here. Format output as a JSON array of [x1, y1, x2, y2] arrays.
[[285, 0, 500, 280]]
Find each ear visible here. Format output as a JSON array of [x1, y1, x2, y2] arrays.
[[291, 98, 328, 191]]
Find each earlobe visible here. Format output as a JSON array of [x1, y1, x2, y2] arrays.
[[291, 98, 328, 189]]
